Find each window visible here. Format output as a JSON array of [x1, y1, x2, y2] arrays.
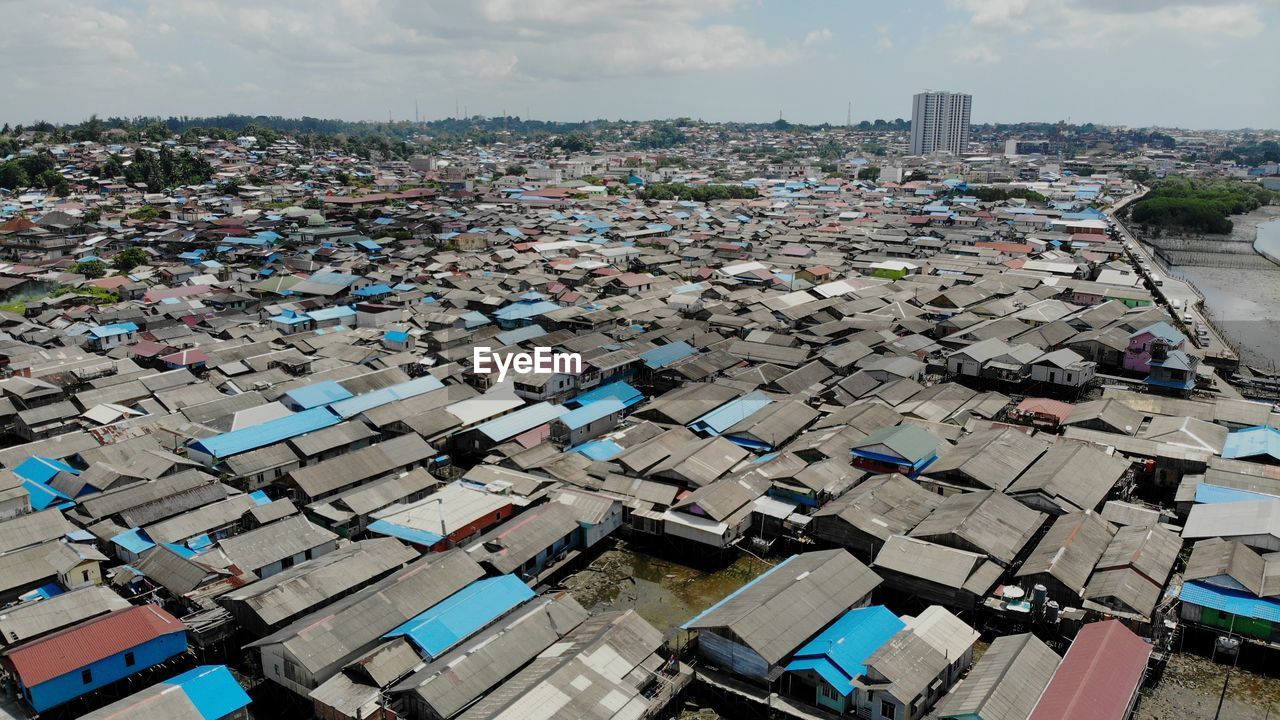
[[880, 700, 896, 720], [82, 570, 90, 582], [82, 669, 93, 684], [124, 652, 135, 667], [819, 682, 842, 701]]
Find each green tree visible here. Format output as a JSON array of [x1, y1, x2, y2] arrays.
[[0, 161, 28, 189], [71, 259, 106, 278], [504, 165, 527, 177], [857, 166, 881, 181], [111, 247, 149, 272]]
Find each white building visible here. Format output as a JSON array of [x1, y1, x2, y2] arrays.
[[910, 91, 972, 156]]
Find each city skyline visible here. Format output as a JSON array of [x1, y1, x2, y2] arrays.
[[2, 1, 1276, 130]]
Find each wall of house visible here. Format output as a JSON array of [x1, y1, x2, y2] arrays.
[[260, 644, 318, 697], [257, 539, 339, 579], [697, 630, 770, 682], [25, 631, 187, 712]]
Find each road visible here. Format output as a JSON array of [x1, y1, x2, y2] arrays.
[[1105, 190, 1238, 364]]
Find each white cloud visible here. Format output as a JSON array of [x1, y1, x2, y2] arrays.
[[804, 28, 833, 46]]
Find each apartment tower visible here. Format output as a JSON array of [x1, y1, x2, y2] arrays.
[[910, 91, 972, 156]]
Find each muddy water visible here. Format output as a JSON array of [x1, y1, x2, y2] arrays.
[[563, 542, 774, 634]]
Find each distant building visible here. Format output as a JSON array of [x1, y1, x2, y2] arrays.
[[910, 91, 972, 156]]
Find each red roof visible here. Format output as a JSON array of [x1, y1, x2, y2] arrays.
[[1030, 620, 1151, 720], [4, 605, 184, 686]]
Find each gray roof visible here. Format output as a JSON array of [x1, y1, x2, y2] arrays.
[[212, 515, 338, 575], [458, 609, 663, 720], [813, 473, 942, 542], [0, 584, 130, 646], [928, 427, 1049, 491], [1016, 511, 1117, 594], [684, 549, 881, 665], [1007, 440, 1131, 513], [1183, 538, 1267, 597], [249, 549, 485, 679], [910, 490, 1046, 565], [144, 493, 257, 544], [222, 537, 417, 629], [0, 509, 74, 554], [934, 632, 1060, 720], [79, 468, 218, 520], [288, 433, 434, 499], [467, 502, 580, 574], [392, 593, 590, 717], [873, 534, 1004, 595], [852, 424, 939, 464]]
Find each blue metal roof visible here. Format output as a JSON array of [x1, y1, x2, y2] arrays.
[[1180, 580, 1280, 623], [574, 440, 624, 461], [494, 300, 560, 322], [367, 518, 443, 547], [306, 305, 356, 322], [639, 340, 695, 369], [283, 381, 354, 409], [111, 528, 156, 554], [22, 480, 71, 511], [690, 390, 773, 436], [785, 606, 904, 696], [385, 575, 534, 659], [558, 398, 625, 431], [475, 402, 567, 442], [89, 322, 138, 339], [1223, 426, 1280, 461], [385, 330, 410, 343], [328, 375, 445, 418], [495, 324, 548, 346], [188, 407, 340, 459], [13, 456, 78, 483], [164, 665, 252, 720], [249, 490, 272, 505], [352, 283, 392, 297], [1195, 483, 1277, 505], [567, 381, 644, 409]]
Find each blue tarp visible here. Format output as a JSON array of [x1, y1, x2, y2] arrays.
[[249, 490, 272, 505], [385, 575, 534, 659]]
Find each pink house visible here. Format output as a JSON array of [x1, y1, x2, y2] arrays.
[[1124, 322, 1185, 374]]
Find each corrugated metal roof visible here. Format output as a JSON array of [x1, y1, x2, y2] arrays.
[[1180, 580, 1280, 623], [385, 575, 534, 659], [188, 407, 340, 459], [785, 605, 903, 696], [475, 402, 566, 442], [5, 605, 185, 687], [689, 390, 773, 436], [1029, 620, 1151, 720]]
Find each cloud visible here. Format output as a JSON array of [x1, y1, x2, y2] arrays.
[[952, 0, 1269, 48], [804, 28, 833, 46]]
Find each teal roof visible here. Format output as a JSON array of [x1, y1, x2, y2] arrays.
[[852, 425, 939, 463]]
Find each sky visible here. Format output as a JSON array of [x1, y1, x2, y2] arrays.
[[2, 0, 1276, 130]]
